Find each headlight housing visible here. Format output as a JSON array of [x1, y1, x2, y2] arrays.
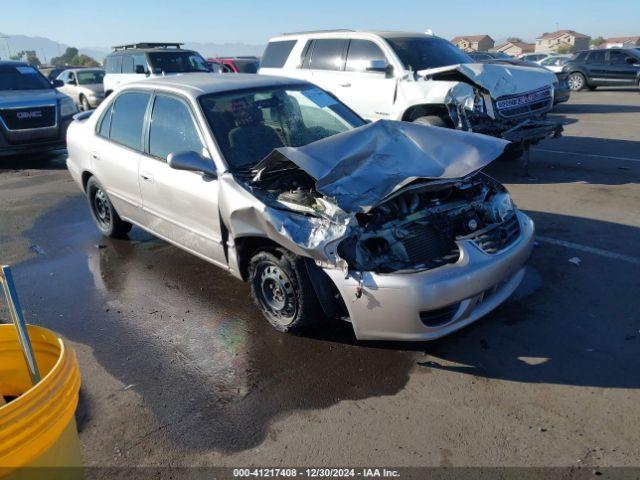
[[59, 96, 78, 117], [490, 192, 515, 222]]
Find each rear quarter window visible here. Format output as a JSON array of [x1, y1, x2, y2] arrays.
[[261, 40, 296, 68], [105, 55, 122, 74]]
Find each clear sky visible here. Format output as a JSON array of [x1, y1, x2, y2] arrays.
[[2, 0, 638, 46]]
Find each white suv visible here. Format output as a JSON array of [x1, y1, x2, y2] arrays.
[[260, 30, 564, 154], [103, 42, 213, 96]]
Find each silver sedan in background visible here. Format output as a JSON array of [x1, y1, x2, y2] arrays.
[[56, 68, 105, 110], [66, 74, 534, 341]]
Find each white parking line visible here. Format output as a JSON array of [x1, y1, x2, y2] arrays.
[[537, 235, 640, 265], [533, 147, 640, 164]]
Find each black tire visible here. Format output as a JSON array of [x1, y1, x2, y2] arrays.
[[80, 95, 91, 111], [567, 72, 586, 91], [86, 177, 132, 238], [412, 115, 449, 128], [249, 249, 323, 333]]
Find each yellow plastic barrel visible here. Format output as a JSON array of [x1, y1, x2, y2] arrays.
[[0, 324, 82, 479]]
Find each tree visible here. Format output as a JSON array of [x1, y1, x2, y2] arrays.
[[50, 47, 100, 67], [9, 50, 41, 66], [556, 44, 572, 54], [507, 37, 523, 43], [590, 36, 605, 46]]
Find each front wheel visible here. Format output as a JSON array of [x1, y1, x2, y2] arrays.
[[412, 115, 449, 128], [567, 72, 586, 91], [80, 95, 91, 111], [249, 249, 323, 333], [86, 177, 132, 238]]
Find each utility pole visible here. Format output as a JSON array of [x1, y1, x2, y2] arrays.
[[1, 35, 12, 59]]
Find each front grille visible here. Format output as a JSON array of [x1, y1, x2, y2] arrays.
[[467, 213, 520, 254], [402, 223, 460, 268], [0, 105, 56, 130], [495, 86, 552, 119]]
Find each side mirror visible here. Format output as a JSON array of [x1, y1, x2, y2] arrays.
[[167, 151, 217, 177], [626, 57, 638, 65], [135, 65, 147, 74], [366, 60, 394, 77], [51, 79, 64, 88]]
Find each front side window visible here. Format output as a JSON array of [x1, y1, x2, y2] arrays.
[[149, 95, 203, 159], [588, 51, 605, 64], [345, 40, 387, 72], [108, 92, 151, 150], [199, 85, 364, 170], [147, 51, 209, 73], [234, 60, 260, 73], [261, 40, 296, 68], [77, 70, 105, 85], [133, 54, 148, 73], [0, 64, 52, 91], [308, 39, 347, 71], [384, 36, 472, 70]]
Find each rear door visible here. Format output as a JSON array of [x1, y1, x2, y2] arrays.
[[302, 38, 348, 96], [91, 91, 151, 224], [138, 93, 226, 266], [606, 49, 639, 84], [334, 39, 396, 120]]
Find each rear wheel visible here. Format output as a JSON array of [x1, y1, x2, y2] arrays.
[[249, 249, 323, 333], [86, 177, 132, 238], [412, 115, 449, 128], [567, 72, 586, 91]]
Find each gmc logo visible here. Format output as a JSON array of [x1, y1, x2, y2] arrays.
[[17, 111, 42, 119]]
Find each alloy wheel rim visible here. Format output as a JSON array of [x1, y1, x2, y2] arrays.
[[568, 74, 583, 90]]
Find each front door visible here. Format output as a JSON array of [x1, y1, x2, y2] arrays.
[[139, 93, 226, 266], [606, 50, 639, 84], [333, 39, 397, 121]]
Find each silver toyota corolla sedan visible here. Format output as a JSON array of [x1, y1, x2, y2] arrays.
[[66, 73, 534, 341]]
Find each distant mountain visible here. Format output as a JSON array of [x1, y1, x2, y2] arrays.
[[0, 33, 264, 64]]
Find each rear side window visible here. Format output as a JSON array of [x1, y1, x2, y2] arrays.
[[308, 39, 347, 70], [149, 95, 203, 160], [121, 55, 134, 74], [261, 40, 296, 68], [105, 55, 122, 74], [345, 40, 387, 72], [109, 92, 151, 150]]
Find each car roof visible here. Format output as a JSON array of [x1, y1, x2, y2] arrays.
[[122, 73, 308, 97], [107, 48, 197, 55], [271, 30, 446, 41]]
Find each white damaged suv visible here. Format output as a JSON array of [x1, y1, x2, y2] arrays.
[[260, 30, 564, 157]]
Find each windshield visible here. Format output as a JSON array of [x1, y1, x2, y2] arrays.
[[0, 64, 52, 91], [77, 70, 105, 85], [383, 36, 472, 70], [148, 51, 210, 73], [199, 85, 365, 171]]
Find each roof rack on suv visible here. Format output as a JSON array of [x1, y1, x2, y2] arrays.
[[112, 42, 184, 51], [280, 29, 355, 36]]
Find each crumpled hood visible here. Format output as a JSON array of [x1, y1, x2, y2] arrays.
[[418, 62, 556, 97], [252, 120, 509, 213]]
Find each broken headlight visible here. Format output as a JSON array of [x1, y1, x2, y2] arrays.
[[490, 192, 514, 222]]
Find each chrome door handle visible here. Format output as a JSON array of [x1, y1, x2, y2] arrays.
[[339, 83, 352, 88]]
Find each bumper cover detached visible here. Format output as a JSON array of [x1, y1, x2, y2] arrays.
[[324, 211, 534, 341], [500, 118, 565, 145]]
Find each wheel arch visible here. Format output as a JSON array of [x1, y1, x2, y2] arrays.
[[401, 103, 451, 123], [81, 171, 94, 192]]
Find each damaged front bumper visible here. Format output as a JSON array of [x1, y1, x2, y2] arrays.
[[322, 211, 534, 341]]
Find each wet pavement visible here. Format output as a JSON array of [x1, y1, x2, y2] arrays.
[[1, 89, 639, 469]]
